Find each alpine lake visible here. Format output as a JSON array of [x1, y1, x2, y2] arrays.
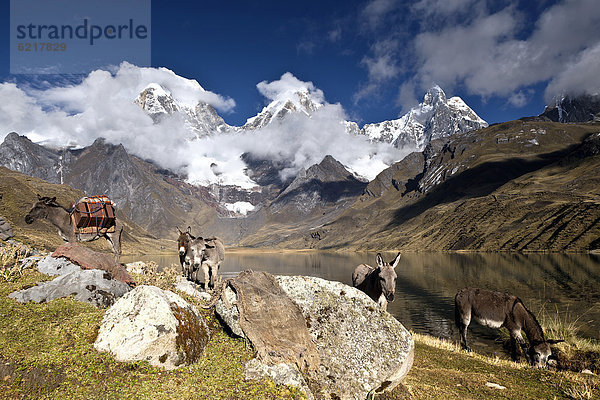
[[122, 251, 600, 357]]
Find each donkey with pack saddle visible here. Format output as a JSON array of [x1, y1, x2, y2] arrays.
[[352, 252, 402, 311], [25, 195, 122, 260], [455, 287, 563, 366], [176, 226, 225, 290]]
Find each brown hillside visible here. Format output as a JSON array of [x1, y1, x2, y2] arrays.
[[0, 167, 167, 254], [266, 121, 600, 251]]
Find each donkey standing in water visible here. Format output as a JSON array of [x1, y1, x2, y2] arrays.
[[188, 236, 225, 290], [352, 253, 401, 311], [455, 287, 563, 366], [25, 195, 122, 260]]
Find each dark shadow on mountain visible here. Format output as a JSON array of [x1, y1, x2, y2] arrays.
[[273, 178, 367, 206], [383, 143, 583, 231]]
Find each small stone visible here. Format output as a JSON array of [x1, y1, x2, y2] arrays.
[[486, 382, 506, 390], [581, 369, 595, 375]]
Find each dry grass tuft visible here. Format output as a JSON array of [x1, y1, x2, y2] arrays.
[[0, 241, 36, 282]]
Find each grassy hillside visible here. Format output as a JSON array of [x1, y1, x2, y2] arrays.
[[268, 121, 600, 251], [0, 167, 168, 255]]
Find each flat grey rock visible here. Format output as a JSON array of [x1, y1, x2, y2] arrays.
[[36, 255, 81, 276], [9, 268, 131, 308]]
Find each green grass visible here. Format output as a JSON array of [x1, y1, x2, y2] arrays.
[[1, 258, 598, 400], [0, 267, 303, 400]]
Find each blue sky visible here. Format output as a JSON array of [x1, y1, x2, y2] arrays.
[[1, 0, 600, 127]]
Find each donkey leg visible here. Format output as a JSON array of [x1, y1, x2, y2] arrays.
[[510, 331, 528, 362], [202, 262, 210, 291], [455, 302, 471, 350]]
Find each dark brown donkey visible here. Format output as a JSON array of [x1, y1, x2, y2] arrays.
[[25, 195, 123, 260], [455, 287, 563, 366], [352, 253, 401, 311], [176, 226, 194, 278]]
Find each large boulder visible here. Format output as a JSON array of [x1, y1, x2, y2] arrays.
[[9, 268, 131, 308], [94, 285, 210, 370], [216, 274, 414, 400], [52, 243, 133, 285]]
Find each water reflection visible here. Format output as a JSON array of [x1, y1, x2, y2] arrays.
[[122, 251, 600, 354]]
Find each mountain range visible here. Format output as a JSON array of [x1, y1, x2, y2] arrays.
[[1, 75, 599, 252]]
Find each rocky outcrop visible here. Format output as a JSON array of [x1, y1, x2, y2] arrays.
[[0, 216, 14, 240], [9, 256, 131, 307], [216, 274, 414, 400], [52, 243, 133, 285], [539, 94, 600, 123], [94, 285, 210, 370]]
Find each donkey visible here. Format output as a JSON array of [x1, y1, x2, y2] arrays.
[[352, 252, 401, 311], [25, 195, 122, 260], [176, 226, 194, 278], [455, 287, 563, 366], [188, 236, 225, 290]]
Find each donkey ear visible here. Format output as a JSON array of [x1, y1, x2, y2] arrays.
[[376, 253, 384, 268], [176, 226, 182, 235], [37, 194, 42, 200], [205, 242, 215, 248], [187, 226, 192, 234], [546, 339, 565, 344], [392, 252, 402, 269]]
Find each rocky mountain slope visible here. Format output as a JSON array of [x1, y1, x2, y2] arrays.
[[238, 155, 367, 247], [0, 133, 223, 240], [264, 121, 600, 251], [539, 93, 600, 123], [0, 133, 368, 245]]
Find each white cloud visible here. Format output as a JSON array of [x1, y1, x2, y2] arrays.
[[361, 0, 399, 28], [507, 90, 530, 108], [355, 0, 600, 109], [328, 27, 342, 42], [256, 72, 325, 104], [410, 0, 600, 101], [545, 41, 600, 102], [355, 39, 401, 103]]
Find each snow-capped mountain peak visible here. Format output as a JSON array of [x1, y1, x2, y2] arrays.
[[134, 83, 179, 122], [360, 86, 488, 150], [242, 89, 324, 130], [134, 83, 232, 138]]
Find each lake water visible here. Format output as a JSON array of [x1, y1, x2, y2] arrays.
[[122, 251, 600, 357]]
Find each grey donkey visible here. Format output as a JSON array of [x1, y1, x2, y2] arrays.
[[352, 252, 401, 311], [187, 236, 225, 290]]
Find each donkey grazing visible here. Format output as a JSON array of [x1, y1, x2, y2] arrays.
[[352, 253, 401, 311], [188, 236, 225, 290], [25, 195, 122, 260], [455, 287, 563, 366]]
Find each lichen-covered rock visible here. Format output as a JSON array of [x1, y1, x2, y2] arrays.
[[36, 255, 81, 276], [244, 359, 314, 400], [9, 269, 131, 307], [174, 276, 211, 302], [217, 275, 414, 399], [94, 285, 210, 370]]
